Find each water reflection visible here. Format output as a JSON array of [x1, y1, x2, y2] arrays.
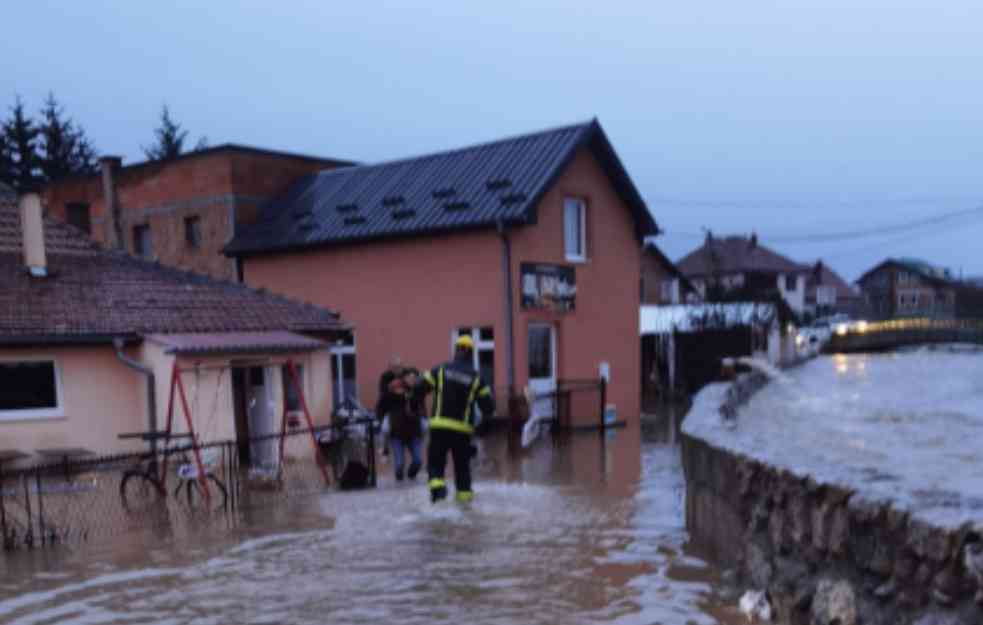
[[0, 416, 746, 625]]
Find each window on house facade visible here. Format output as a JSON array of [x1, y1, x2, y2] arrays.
[[898, 271, 909, 285], [330, 333, 357, 410], [133, 224, 152, 259], [66, 202, 91, 235], [184, 215, 202, 249], [817, 286, 836, 306], [660, 279, 675, 303], [563, 198, 586, 262], [783, 275, 796, 291], [0, 360, 63, 419], [452, 327, 496, 404]]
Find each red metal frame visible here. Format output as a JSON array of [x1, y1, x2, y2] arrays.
[[163, 361, 212, 501], [280, 360, 331, 486], [163, 358, 330, 495]]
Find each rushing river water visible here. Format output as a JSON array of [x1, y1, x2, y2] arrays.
[[0, 409, 750, 625]]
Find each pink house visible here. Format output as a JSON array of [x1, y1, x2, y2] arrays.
[[226, 120, 659, 427]]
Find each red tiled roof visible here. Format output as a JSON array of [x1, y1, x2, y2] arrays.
[[677, 236, 807, 277], [146, 331, 326, 355], [0, 195, 347, 344]]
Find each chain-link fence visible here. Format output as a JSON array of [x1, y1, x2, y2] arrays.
[[0, 419, 377, 553]]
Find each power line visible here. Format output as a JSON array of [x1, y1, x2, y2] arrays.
[[766, 205, 983, 243], [654, 204, 983, 244]]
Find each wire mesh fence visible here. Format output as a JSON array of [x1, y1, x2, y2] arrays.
[[0, 419, 377, 553]]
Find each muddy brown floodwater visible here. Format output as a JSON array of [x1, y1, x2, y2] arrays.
[[0, 408, 751, 625]]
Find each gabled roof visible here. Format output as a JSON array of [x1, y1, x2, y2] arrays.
[[677, 235, 807, 278], [0, 194, 347, 345], [806, 263, 857, 300], [224, 119, 658, 256], [643, 242, 695, 293], [857, 258, 955, 287]]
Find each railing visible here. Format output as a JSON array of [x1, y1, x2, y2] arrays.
[[0, 420, 377, 553], [825, 318, 983, 353], [522, 378, 609, 431]]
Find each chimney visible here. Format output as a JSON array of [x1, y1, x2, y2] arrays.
[[19, 192, 47, 277], [748, 231, 758, 250], [704, 229, 713, 248], [100, 155, 124, 249]]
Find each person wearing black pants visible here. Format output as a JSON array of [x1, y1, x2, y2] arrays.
[[418, 335, 494, 503]]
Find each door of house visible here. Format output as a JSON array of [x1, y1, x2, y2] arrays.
[[246, 366, 277, 469], [527, 323, 557, 418]]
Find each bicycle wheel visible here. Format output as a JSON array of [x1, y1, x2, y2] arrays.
[[120, 471, 164, 513], [184, 474, 228, 511]]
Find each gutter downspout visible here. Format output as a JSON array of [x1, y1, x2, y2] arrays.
[[497, 219, 516, 397], [114, 338, 157, 456]]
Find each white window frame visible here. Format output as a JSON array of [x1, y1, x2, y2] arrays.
[[660, 279, 675, 304], [0, 357, 66, 421], [451, 327, 495, 368], [329, 333, 357, 409], [563, 197, 587, 263], [817, 285, 836, 306]]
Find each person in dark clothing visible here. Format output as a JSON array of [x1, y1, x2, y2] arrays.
[[377, 368, 424, 480], [375, 355, 404, 458], [418, 335, 494, 503]]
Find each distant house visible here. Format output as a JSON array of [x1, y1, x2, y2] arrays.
[[640, 242, 696, 305], [225, 120, 658, 426], [1, 192, 348, 463], [857, 258, 961, 320], [805, 261, 861, 318], [41, 145, 353, 281], [676, 234, 855, 320]]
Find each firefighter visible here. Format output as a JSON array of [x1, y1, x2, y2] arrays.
[[419, 335, 494, 503]]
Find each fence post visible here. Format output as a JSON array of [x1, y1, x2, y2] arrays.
[[23, 475, 33, 548], [0, 464, 6, 551], [36, 468, 46, 546], [598, 376, 607, 430], [368, 419, 377, 488]]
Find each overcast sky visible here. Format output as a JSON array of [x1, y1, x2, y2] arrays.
[[3, 1, 981, 280]]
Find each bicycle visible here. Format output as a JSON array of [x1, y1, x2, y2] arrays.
[[117, 431, 228, 513]]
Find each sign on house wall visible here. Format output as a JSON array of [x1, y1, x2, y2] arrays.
[[520, 263, 576, 313]]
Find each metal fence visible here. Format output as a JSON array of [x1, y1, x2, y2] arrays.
[[530, 378, 608, 430], [0, 419, 376, 553]]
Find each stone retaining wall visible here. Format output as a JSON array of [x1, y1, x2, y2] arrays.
[[682, 374, 982, 625]]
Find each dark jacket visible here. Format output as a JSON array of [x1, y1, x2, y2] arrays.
[[420, 354, 494, 435], [379, 385, 424, 442], [375, 369, 400, 419]]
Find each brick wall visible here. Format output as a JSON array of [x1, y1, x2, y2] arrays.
[[43, 148, 349, 280]]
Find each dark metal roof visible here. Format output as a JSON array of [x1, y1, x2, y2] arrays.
[[225, 119, 658, 256], [857, 258, 956, 287]]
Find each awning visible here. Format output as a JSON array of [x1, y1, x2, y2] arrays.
[[145, 331, 327, 355], [640, 303, 778, 335]]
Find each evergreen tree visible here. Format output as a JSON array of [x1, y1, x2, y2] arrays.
[[143, 104, 188, 161], [37, 92, 97, 181], [1, 96, 40, 190], [0, 128, 12, 190]]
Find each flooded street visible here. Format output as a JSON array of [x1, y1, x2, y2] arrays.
[[0, 413, 747, 625]]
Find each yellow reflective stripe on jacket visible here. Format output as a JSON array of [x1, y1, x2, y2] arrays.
[[429, 416, 474, 434], [478, 386, 492, 397], [423, 370, 435, 387], [435, 367, 444, 419], [463, 377, 480, 423]]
